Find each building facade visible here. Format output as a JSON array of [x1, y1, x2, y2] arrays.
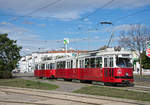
[[18, 50, 87, 73]]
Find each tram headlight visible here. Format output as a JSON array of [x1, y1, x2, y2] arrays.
[[125, 72, 129, 76]]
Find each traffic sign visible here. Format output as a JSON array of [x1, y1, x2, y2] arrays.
[[64, 38, 69, 44], [146, 41, 150, 58]]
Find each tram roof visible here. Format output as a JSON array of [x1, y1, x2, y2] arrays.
[[36, 48, 132, 63]]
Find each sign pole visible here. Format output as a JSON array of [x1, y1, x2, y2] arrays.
[[64, 38, 69, 57]]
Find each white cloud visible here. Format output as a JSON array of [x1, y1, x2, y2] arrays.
[[112, 24, 133, 32], [0, 22, 61, 55], [108, 24, 147, 32], [0, 0, 150, 20], [101, 24, 135, 33]]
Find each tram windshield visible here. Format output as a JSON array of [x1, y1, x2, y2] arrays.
[[116, 58, 132, 68]]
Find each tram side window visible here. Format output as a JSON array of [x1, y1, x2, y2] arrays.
[[35, 64, 38, 70], [47, 64, 49, 69], [67, 62, 71, 69], [41, 64, 45, 70], [71, 60, 73, 69], [39, 65, 40, 70], [67, 62, 69, 68], [79, 60, 84, 68], [76, 60, 78, 68], [52, 63, 55, 69], [79, 60, 82, 68], [109, 57, 113, 67], [104, 58, 107, 67], [85, 58, 89, 68], [49, 63, 51, 69], [60, 62, 63, 69], [45, 64, 48, 70], [96, 57, 102, 68], [82, 60, 84, 68], [57, 62, 59, 69], [63, 61, 66, 69], [90, 58, 95, 68]]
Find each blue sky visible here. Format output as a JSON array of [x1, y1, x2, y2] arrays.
[[0, 0, 150, 55]]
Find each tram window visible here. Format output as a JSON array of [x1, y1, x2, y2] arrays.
[[76, 60, 78, 68], [63, 61, 66, 69], [90, 58, 95, 68], [67, 62, 69, 68], [104, 58, 107, 67], [60, 61, 63, 69], [38, 65, 40, 69], [71, 60, 73, 69], [96, 57, 102, 68], [57, 62, 59, 69], [52, 63, 55, 69], [79, 60, 82, 68], [69, 62, 71, 68], [67, 62, 70, 68], [110, 57, 113, 67], [50, 63, 52, 69], [85, 58, 89, 68], [116, 58, 132, 68], [35, 65, 38, 70], [59, 62, 61, 69], [82, 60, 84, 68], [49, 64, 50, 69], [46, 64, 47, 69], [41, 64, 45, 70], [47, 64, 49, 69]]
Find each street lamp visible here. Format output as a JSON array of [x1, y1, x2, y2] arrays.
[[100, 22, 113, 25]]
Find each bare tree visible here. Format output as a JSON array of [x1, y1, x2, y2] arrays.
[[118, 24, 150, 76]]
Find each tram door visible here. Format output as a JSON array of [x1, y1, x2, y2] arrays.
[[104, 57, 114, 82]]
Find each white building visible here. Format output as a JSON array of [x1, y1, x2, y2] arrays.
[[18, 50, 87, 73]]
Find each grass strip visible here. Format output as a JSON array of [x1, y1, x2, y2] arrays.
[[0, 78, 58, 90], [74, 86, 150, 102]]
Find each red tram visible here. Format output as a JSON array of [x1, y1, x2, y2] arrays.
[[34, 48, 134, 86]]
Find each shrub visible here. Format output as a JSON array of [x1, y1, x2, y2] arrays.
[[0, 70, 12, 79]]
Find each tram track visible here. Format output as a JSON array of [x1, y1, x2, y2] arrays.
[[21, 76, 150, 94], [0, 100, 52, 105], [0, 86, 106, 105], [0, 86, 149, 105]]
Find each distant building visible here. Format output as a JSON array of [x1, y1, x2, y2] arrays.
[[18, 50, 87, 73]]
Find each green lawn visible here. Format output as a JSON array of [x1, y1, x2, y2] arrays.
[[0, 78, 58, 90], [74, 86, 150, 102], [134, 75, 150, 78]]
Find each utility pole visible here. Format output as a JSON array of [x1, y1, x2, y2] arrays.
[[88, 29, 90, 51], [100, 21, 113, 48]]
